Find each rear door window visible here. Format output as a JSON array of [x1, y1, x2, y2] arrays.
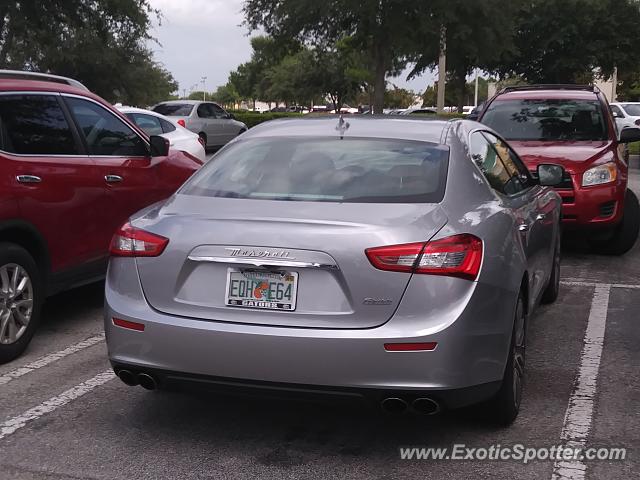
[[65, 97, 148, 156], [181, 137, 449, 203], [0, 94, 79, 155], [159, 118, 176, 133], [127, 113, 163, 136], [152, 103, 194, 116]]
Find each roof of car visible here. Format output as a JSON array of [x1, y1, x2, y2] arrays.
[[0, 78, 111, 104], [155, 100, 204, 105], [241, 116, 457, 144], [494, 89, 599, 101]]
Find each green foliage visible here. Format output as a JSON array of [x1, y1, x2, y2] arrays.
[[229, 111, 303, 128], [0, 0, 177, 106], [496, 0, 640, 83], [243, 0, 439, 113], [385, 87, 416, 109], [629, 142, 640, 155]]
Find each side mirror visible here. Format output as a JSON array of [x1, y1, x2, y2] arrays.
[[149, 135, 170, 157], [537, 164, 564, 187], [619, 127, 640, 144]]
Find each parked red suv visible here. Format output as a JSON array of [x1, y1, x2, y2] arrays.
[[479, 85, 640, 255], [0, 72, 201, 363]]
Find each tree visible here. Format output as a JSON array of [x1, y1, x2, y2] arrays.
[[243, 0, 436, 114], [212, 83, 240, 109], [0, 0, 177, 105], [496, 0, 640, 83], [409, 0, 520, 112], [385, 86, 416, 109]]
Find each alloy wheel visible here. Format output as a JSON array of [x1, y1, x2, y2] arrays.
[[0, 263, 34, 345]]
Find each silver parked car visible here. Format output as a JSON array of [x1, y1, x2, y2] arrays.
[[105, 117, 564, 424], [152, 100, 247, 149]]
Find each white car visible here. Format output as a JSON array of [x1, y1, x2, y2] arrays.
[[117, 106, 206, 163], [610, 102, 640, 132]]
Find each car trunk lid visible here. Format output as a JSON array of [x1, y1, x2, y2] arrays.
[[134, 195, 447, 329]]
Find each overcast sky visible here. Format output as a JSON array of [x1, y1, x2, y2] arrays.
[[148, 0, 434, 96]]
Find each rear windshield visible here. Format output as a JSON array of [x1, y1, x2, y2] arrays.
[[482, 99, 608, 141], [152, 103, 194, 116], [621, 104, 640, 116], [180, 137, 449, 203]]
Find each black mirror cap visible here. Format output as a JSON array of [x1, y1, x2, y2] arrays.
[[150, 135, 170, 157], [619, 127, 640, 144], [537, 163, 565, 187]]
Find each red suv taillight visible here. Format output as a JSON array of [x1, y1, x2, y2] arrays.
[[109, 223, 168, 257], [365, 234, 483, 281], [177, 119, 186, 128]]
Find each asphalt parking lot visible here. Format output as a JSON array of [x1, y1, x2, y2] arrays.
[[0, 159, 638, 480]]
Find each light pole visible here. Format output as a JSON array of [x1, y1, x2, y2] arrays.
[[201, 76, 207, 102], [474, 69, 479, 107]]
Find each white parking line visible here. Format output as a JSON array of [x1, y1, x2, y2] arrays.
[[552, 283, 611, 480], [0, 370, 115, 440], [0, 334, 105, 386], [562, 279, 640, 289]]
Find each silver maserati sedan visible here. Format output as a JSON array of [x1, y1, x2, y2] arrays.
[[105, 116, 564, 424]]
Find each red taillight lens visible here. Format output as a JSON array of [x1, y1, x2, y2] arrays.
[[197, 136, 206, 148], [635, 119, 640, 126], [109, 223, 169, 257], [177, 119, 186, 128], [384, 342, 438, 352], [366, 234, 483, 281]]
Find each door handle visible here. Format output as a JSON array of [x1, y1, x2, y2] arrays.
[[104, 175, 123, 184], [518, 223, 530, 232], [16, 175, 42, 184]]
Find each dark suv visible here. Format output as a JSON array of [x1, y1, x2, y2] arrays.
[[0, 71, 201, 363], [479, 85, 640, 255]]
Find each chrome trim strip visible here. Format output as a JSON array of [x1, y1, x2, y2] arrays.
[[187, 255, 339, 270]]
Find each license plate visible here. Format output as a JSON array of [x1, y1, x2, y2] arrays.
[[225, 269, 298, 311]]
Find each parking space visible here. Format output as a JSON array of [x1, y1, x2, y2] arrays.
[[0, 164, 638, 480]]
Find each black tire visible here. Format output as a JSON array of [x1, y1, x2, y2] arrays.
[[0, 243, 43, 364], [589, 190, 640, 255], [198, 132, 207, 149], [488, 291, 526, 426], [541, 232, 561, 304]]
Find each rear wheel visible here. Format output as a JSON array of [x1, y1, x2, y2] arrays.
[[488, 291, 526, 425], [541, 233, 561, 304], [589, 190, 640, 255], [0, 243, 43, 364], [198, 132, 207, 149]]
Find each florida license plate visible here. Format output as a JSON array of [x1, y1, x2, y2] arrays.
[[225, 269, 298, 311]]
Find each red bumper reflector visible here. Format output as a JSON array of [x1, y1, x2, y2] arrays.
[[384, 342, 437, 352], [112, 318, 145, 332]]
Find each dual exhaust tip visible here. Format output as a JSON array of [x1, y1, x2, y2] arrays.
[[117, 369, 157, 390], [381, 396, 441, 415]]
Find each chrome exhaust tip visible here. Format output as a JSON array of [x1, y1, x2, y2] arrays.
[[381, 397, 409, 414], [117, 369, 138, 386], [412, 397, 441, 415], [137, 373, 157, 391]]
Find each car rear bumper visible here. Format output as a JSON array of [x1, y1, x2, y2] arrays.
[[104, 258, 518, 408]]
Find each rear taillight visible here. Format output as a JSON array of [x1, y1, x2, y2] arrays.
[[197, 136, 206, 148], [635, 119, 640, 126], [109, 223, 168, 257], [365, 234, 483, 281], [177, 119, 186, 128]]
